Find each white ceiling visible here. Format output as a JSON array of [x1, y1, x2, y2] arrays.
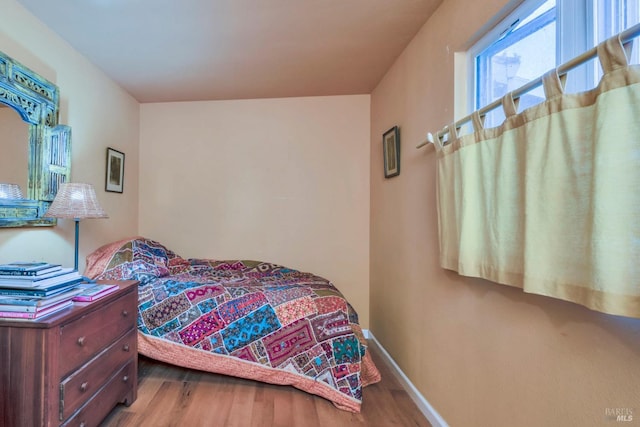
[[16, 0, 441, 103]]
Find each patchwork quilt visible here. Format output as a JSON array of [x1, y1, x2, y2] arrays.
[[85, 237, 380, 412]]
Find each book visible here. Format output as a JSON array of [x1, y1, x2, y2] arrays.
[[0, 265, 62, 279], [0, 286, 85, 308], [0, 278, 85, 297], [0, 270, 81, 289], [0, 267, 76, 283], [72, 284, 119, 302], [0, 300, 73, 319], [0, 262, 51, 271], [0, 299, 68, 312]]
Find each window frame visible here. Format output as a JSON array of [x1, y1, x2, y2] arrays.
[[465, 0, 555, 119], [465, 0, 638, 125], [475, 6, 556, 113]]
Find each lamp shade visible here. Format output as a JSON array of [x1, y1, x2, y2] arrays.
[[0, 183, 23, 199], [44, 183, 108, 220]]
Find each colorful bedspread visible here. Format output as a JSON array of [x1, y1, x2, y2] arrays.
[[85, 237, 380, 412]]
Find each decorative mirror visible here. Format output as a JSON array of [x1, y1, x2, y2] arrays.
[[0, 50, 71, 228]]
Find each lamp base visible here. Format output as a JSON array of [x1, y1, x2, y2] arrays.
[[74, 219, 80, 272]]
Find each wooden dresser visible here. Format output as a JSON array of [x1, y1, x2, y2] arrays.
[[0, 280, 139, 427]]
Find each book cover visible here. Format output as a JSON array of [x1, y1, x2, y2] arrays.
[[0, 278, 85, 297], [0, 270, 82, 289], [0, 305, 39, 313], [0, 300, 73, 319], [72, 284, 119, 302], [0, 265, 62, 277], [0, 267, 76, 283], [0, 262, 50, 271], [0, 286, 84, 308], [0, 303, 60, 313]]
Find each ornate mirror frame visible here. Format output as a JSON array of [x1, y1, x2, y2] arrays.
[[0, 50, 71, 228]]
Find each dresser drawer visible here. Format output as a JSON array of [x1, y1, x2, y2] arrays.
[[59, 328, 136, 420], [0, 280, 138, 427], [61, 360, 135, 427], [59, 290, 136, 376]]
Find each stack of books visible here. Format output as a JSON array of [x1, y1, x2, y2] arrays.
[[0, 262, 85, 319]]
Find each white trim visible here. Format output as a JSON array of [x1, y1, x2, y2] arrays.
[[363, 329, 449, 427]]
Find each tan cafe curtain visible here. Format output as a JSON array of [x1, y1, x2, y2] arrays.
[[435, 35, 640, 318]]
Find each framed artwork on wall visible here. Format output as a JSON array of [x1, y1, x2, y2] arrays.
[[383, 126, 400, 178], [105, 147, 125, 193]]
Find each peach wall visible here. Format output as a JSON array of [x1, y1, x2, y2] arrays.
[[139, 96, 371, 326], [370, 0, 640, 426], [0, 0, 139, 271]]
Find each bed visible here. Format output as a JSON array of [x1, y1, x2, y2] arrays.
[[85, 237, 381, 412]]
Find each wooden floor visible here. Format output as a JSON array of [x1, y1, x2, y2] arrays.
[[101, 341, 432, 427]]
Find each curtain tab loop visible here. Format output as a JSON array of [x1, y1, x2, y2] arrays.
[[434, 123, 459, 150], [502, 92, 519, 118], [448, 122, 460, 141], [597, 34, 632, 74], [434, 130, 445, 151], [543, 69, 566, 99], [471, 111, 485, 133]]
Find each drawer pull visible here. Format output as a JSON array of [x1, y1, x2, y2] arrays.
[[77, 336, 86, 346], [123, 375, 129, 382], [79, 422, 86, 427], [80, 382, 88, 392], [122, 309, 129, 317], [123, 344, 130, 352]]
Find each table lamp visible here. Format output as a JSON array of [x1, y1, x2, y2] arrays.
[[0, 183, 24, 199], [44, 183, 108, 271]]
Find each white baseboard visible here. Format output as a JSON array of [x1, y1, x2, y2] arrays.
[[362, 329, 448, 427]]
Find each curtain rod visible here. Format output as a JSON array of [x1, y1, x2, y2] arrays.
[[416, 21, 640, 149]]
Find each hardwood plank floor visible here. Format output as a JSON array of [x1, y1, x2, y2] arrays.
[[101, 341, 432, 427]]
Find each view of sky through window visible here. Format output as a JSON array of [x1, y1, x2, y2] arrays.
[[473, 0, 639, 128]]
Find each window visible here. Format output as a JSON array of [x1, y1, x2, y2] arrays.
[[469, 0, 640, 128]]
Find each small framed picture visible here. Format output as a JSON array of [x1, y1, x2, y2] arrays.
[[105, 147, 125, 193], [383, 126, 400, 178]]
